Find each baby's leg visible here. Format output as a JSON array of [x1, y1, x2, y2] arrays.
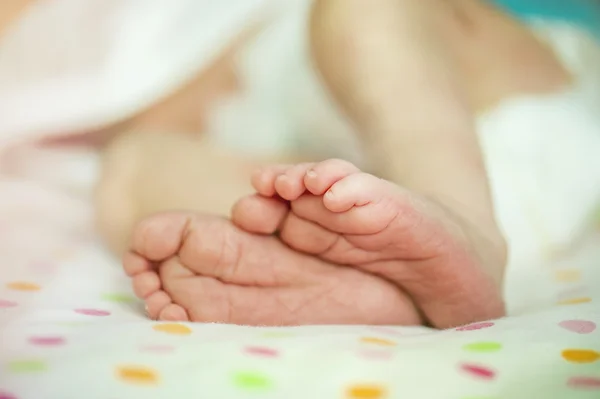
[[96, 130, 261, 255], [310, 0, 501, 232], [233, 0, 509, 327]]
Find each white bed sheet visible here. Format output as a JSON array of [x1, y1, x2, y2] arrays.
[[1, 227, 599, 399]]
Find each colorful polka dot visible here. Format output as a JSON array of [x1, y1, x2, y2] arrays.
[[456, 322, 495, 332], [6, 282, 41, 291], [74, 308, 110, 317], [558, 320, 596, 334], [554, 269, 581, 283], [244, 346, 279, 358], [360, 337, 397, 346], [561, 349, 600, 364], [152, 323, 192, 335], [460, 363, 497, 380], [7, 360, 47, 373], [0, 299, 17, 308], [116, 365, 159, 385], [28, 336, 66, 346], [232, 371, 272, 391], [463, 342, 503, 353], [558, 297, 592, 305], [567, 376, 600, 390], [101, 293, 136, 303], [346, 384, 387, 399]]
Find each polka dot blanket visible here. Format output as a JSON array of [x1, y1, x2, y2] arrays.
[[1, 234, 599, 399]]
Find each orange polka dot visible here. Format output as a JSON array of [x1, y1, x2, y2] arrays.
[[152, 323, 192, 335], [558, 297, 592, 305], [116, 366, 159, 384], [561, 349, 600, 364], [554, 269, 582, 283], [360, 337, 397, 346], [346, 384, 387, 399], [6, 282, 41, 291]]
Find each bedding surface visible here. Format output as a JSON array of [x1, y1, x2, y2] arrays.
[[1, 231, 599, 399]]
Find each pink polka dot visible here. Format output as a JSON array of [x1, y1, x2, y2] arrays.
[[74, 308, 110, 316], [456, 322, 495, 331], [0, 392, 17, 399], [139, 344, 175, 353], [0, 299, 17, 308], [244, 346, 279, 358], [460, 363, 496, 380], [559, 320, 596, 334], [568, 377, 600, 390], [28, 336, 66, 346]]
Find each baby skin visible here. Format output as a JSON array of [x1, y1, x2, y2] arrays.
[[124, 212, 422, 325], [232, 159, 506, 328], [124, 159, 504, 328]]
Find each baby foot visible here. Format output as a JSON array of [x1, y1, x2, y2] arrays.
[[233, 159, 506, 328], [123, 212, 421, 325]]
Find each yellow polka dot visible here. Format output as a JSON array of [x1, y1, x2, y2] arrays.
[[152, 323, 192, 335], [116, 366, 159, 384], [6, 281, 41, 291], [554, 269, 582, 283], [561, 349, 600, 364], [360, 337, 397, 346], [557, 297, 592, 305], [346, 384, 387, 399]]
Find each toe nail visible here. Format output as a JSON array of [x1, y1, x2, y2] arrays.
[[306, 170, 317, 178], [325, 189, 335, 199]]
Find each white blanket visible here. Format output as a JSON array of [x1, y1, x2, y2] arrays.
[[0, 2, 599, 398]]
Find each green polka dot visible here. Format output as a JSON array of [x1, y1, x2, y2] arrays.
[[232, 371, 272, 390], [463, 342, 503, 353], [101, 293, 136, 303], [8, 360, 47, 373]]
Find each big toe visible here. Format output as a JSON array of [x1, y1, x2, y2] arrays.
[[131, 212, 194, 261], [231, 194, 289, 234]]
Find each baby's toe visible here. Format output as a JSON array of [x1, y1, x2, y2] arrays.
[[251, 164, 292, 196], [144, 290, 172, 320], [132, 271, 161, 299], [231, 194, 289, 234], [131, 212, 194, 262], [304, 159, 360, 195], [122, 252, 153, 277], [157, 304, 189, 322], [274, 163, 315, 200], [323, 172, 385, 212]]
